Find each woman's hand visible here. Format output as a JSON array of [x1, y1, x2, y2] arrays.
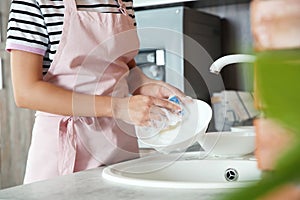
[[127, 65, 188, 101], [136, 79, 185, 99], [112, 95, 181, 126]]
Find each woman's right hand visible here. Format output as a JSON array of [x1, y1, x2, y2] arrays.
[[112, 95, 181, 126]]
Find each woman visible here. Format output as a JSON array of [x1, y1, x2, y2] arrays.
[[6, 0, 185, 184]]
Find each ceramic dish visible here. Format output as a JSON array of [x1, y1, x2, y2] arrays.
[[198, 131, 255, 157], [135, 99, 212, 154], [230, 126, 255, 132]]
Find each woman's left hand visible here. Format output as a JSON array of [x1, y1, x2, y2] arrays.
[[127, 65, 187, 100], [137, 79, 185, 99]]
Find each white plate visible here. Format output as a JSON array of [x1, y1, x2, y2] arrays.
[[135, 99, 212, 153]]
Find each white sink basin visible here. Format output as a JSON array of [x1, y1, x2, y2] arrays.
[[102, 153, 261, 189]]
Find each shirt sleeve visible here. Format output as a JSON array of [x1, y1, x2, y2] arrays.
[[6, 0, 49, 56]]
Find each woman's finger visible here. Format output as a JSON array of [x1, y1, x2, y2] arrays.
[[152, 97, 181, 113]]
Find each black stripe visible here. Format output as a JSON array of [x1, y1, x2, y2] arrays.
[[45, 21, 63, 27], [10, 9, 44, 20], [43, 13, 64, 18], [48, 31, 62, 36], [77, 4, 119, 8], [8, 18, 46, 29], [50, 40, 60, 45], [7, 27, 48, 38], [7, 35, 48, 47], [47, 49, 57, 54], [40, 5, 64, 9]]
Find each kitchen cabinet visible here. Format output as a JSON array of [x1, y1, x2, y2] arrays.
[[198, 2, 253, 91]]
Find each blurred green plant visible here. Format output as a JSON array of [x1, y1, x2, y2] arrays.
[[221, 49, 300, 200]]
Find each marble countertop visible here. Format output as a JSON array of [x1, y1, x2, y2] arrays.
[[0, 160, 226, 200]]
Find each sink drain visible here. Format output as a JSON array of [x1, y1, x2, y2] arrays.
[[224, 168, 239, 182]]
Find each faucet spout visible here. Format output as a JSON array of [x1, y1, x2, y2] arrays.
[[210, 54, 256, 74]]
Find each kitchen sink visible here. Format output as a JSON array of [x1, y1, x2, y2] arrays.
[[102, 152, 262, 189]]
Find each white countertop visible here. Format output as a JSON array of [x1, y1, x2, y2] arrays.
[[0, 161, 225, 200], [133, 0, 196, 8]]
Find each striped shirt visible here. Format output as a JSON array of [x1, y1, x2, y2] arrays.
[[6, 0, 135, 74]]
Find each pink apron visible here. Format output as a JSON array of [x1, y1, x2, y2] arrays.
[[24, 0, 140, 184]]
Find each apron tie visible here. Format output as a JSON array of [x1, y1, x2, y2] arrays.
[[116, 0, 128, 16], [58, 117, 77, 175]]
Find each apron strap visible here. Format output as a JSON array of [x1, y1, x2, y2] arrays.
[[64, 0, 77, 12], [64, 0, 127, 15], [115, 0, 128, 16]]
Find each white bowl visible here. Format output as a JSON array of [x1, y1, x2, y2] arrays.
[[230, 126, 255, 132], [136, 99, 212, 153], [198, 131, 255, 157]]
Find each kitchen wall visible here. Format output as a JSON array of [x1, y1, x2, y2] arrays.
[[197, 2, 254, 91], [0, 0, 252, 189], [0, 0, 35, 189]]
